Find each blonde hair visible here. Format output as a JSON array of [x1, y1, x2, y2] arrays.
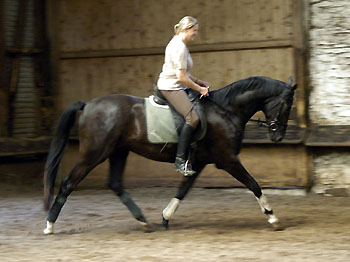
[[174, 16, 198, 35]]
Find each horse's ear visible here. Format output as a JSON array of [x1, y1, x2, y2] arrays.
[[288, 76, 293, 85], [291, 84, 298, 91]]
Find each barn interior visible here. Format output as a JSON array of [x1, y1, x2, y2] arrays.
[[1, 1, 350, 261], [0, 0, 349, 196]]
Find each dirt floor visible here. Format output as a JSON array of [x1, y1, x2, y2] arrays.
[[0, 186, 349, 262]]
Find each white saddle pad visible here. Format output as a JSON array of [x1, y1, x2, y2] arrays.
[[145, 96, 179, 143]]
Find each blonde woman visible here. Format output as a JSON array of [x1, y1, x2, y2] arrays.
[[157, 16, 209, 176]]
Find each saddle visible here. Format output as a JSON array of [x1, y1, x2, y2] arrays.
[[145, 85, 207, 143]]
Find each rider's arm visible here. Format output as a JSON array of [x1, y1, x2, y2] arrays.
[[176, 69, 209, 96], [189, 74, 209, 88]]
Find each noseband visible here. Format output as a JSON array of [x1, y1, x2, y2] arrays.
[[249, 100, 287, 132]]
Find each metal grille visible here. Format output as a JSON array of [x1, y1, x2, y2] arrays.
[[5, 0, 38, 138], [4, 0, 19, 47]]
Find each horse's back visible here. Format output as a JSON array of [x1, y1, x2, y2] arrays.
[[81, 94, 143, 120], [78, 94, 145, 142], [87, 94, 143, 108]]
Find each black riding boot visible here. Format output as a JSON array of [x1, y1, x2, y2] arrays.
[[175, 124, 196, 176]]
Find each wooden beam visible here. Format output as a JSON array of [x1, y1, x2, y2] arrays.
[[190, 40, 293, 53], [34, 0, 48, 136], [6, 48, 42, 54], [292, 0, 308, 129], [305, 125, 350, 146], [47, 0, 60, 126], [61, 39, 293, 59], [0, 137, 51, 156], [0, 0, 8, 137], [243, 124, 304, 144]]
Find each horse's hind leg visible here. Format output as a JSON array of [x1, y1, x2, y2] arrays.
[[222, 159, 280, 228], [107, 151, 151, 232], [43, 159, 99, 234]]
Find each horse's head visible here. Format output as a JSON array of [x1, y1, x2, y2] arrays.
[[263, 83, 297, 142]]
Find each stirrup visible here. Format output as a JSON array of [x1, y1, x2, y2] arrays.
[[175, 157, 196, 176], [184, 160, 196, 176]]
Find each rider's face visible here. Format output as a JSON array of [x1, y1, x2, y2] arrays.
[[182, 24, 199, 43]]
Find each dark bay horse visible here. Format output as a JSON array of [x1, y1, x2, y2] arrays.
[[43, 76, 297, 234]]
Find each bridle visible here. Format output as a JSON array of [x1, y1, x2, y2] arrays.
[[204, 92, 289, 132], [249, 100, 287, 132]]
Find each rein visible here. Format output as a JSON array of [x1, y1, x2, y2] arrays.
[[205, 94, 287, 132]]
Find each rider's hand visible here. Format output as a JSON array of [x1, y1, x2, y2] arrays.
[[199, 86, 209, 97]]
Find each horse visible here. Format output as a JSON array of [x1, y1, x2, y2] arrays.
[[43, 76, 297, 234]]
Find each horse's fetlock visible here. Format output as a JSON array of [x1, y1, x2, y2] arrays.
[[108, 182, 123, 195], [137, 216, 147, 223], [264, 209, 273, 215], [119, 192, 131, 204]]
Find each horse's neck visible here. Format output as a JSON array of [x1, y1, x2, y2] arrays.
[[231, 89, 270, 121], [211, 80, 282, 122]]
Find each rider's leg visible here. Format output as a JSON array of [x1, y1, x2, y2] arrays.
[[160, 90, 199, 176], [174, 123, 196, 175]]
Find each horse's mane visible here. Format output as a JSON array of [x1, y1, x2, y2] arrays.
[[208, 76, 288, 109]]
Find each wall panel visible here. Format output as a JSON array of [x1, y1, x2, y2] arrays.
[[59, 48, 295, 109], [53, 0, 307, 188], [58, 0, 294, 51], [59, 144, 308, 189]]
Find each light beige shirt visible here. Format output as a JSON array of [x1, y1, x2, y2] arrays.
[[157, 35, 193, 90]]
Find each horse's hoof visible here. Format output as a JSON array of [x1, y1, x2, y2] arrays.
[[271, 221, 284, 231], [43, 228, 53, 235], [162, 217, 169, 230], [43, 221, 54, 235], [143, 224, 154, 233], [268, 216, 283, 231], [139, 222, 154, 233]]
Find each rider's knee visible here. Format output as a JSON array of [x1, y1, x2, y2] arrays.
[[186, 112, 199, 129]]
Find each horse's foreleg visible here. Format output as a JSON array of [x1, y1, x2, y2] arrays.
[[224, 160, 280, 228], [108, 151, 151, 232], [255, 193, 279, 226], [44, 162, 94, 235], [162, 166, 204, 229]]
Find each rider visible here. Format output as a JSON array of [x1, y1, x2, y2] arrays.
[[157, 16, 209, 176]]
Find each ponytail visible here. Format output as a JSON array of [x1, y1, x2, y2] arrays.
[[174, 16, 197, 35], [174, 23, 181, 34]]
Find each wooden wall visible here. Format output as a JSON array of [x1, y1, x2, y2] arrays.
[[58, 144, 308, 189], [0, 0, 7, 137], [58, 0, 294, 51], [50, 0, 308, 188], [58, 48, 295, 107]]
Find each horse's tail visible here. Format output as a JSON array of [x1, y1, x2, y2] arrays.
[[43, 101, 86, 211]]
